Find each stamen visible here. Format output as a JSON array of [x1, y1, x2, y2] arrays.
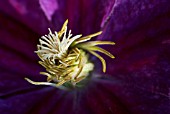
[[88, 51, 106, 72], [73, 31, 102, 44], [25, 19, 115, 88]]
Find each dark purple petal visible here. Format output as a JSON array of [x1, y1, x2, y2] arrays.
[[1, 0, 114, 35], [99, 74, 170, 114], [0, 88, 63, 114], [0, 0, 170, 114], [60, 0, 115, 35], [0, 9, 45, 96], [97, 0, 170, 113], [0, 11, 41, 75], [0, 0, 52, 34], [98, 0, 170, 74], [8, 0, 27, 15], [0, 77, 131, 114]]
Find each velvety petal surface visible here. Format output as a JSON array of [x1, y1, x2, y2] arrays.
[[98, 0, 170, 74], [0, 0, 114, 34], [0, 0, 170, 114], [0, 76, 131, 114], [97, 0, 170, 113]]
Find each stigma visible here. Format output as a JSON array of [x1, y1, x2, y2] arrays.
[[25, 20, 115, 88]]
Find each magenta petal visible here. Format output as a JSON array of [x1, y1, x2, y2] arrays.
[[39, 0, 59, 21]]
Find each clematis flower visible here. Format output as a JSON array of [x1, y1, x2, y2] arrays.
[[0, 0, 170, 114]]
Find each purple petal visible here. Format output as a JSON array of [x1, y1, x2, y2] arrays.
[[39, 0, 59, 21], [1, 0, 114, 35], [0, 1, 53, 34], [0, 77, 131, 114], [98, 0, 170, 74], [0, 87, 62, 114], [0, 0, 170, 113], [98, 74, 170, 114], [96, 0, 170, 113], [47, 0, 115, 35], [0, 9, 45, 95], [8, 0, 27, 14], [0, 11, 42, 76]]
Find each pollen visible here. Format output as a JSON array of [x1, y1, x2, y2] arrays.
[[25, 20, 115, 88]]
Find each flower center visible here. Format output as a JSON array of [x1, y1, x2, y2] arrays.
[[25, 19, 115, 89]]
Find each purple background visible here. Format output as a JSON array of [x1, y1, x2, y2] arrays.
[[0, 0, 170, 114]]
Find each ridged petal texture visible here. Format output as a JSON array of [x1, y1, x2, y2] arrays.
[[0, 0, 170, 114]]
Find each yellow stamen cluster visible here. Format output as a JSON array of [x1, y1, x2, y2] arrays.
[[25, 20, 115, 87]]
